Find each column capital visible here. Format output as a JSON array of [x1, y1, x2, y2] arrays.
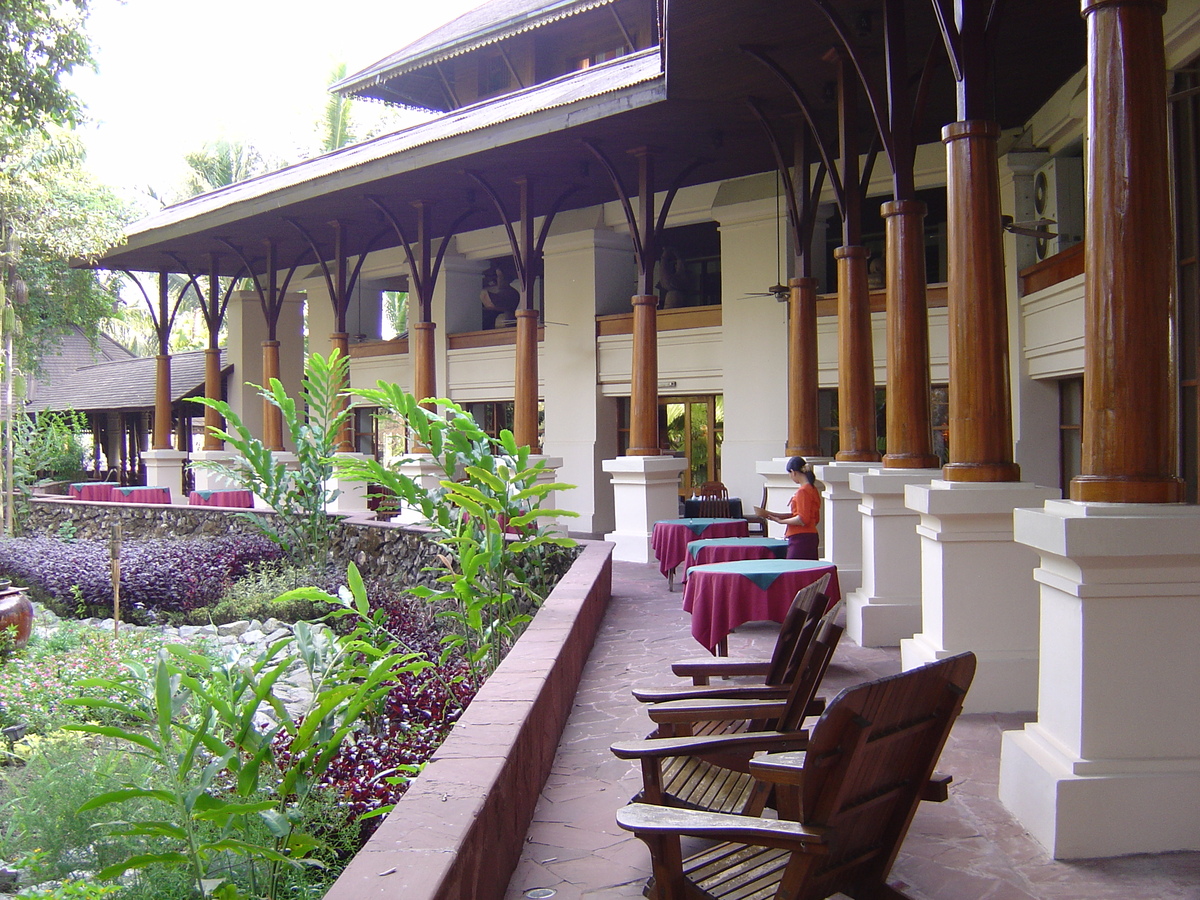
[[942, 120, 1002, 143], [1081, 0, 1166, 15]]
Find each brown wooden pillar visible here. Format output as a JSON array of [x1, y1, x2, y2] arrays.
[[411, 321, 436, 405], [202, 347, 222, 450], [628, 294, 660, 456], [882, 200, 938, 468], [786, 276, 822, 457], [835, 246, 879, 461], [941, 120, 1020, 482], [514, 309, 540, 451], [329, 330, 353, 452], [1070, 0, 1182, 502], [261, 339, 282, 451], [152, 353, 172, 450]]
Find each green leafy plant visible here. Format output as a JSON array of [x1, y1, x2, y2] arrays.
[[190, 350, 352, 569], [63, 567, 428, 899], [334, 385, 578, 681]]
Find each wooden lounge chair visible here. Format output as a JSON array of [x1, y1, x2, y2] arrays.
[[616, 652, 977, 900], [633, 575, 833, 706], [611, 614, 843, 817]]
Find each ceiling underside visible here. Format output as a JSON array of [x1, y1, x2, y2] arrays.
[[95, 0, 1087, 279]]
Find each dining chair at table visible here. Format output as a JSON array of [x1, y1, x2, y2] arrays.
[[693, 481, 732, 518]]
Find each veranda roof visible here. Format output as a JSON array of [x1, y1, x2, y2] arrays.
[[26, 349, 229, 414]]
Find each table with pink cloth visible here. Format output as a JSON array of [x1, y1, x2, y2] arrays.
[[682, 536, 789, 581], [69, 482, 115, 501], [651, 518, 749, 581], [113, 485, 172, 504], [682, 558, 841, 653], [189, 489, 255, 508]]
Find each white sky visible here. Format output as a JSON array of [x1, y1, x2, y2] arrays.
[[69, 0, 484, 209]]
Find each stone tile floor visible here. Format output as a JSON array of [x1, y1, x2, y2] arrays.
[[504, 560, 1200, 900]]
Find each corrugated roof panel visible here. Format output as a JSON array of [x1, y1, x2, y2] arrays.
[[27, 349, 227, 413]]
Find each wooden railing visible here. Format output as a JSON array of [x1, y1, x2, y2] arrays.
[[596, 303, 722, 335], [1018, 242, 1084, 297]]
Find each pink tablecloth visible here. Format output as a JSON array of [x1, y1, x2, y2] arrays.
[[682, 537, 789, 581], [113, 486, 172, 504], [189, 489, 254, 508], [682, 559, 841, 653], [651, 518, 750, 578], [69, 482, 115, 501]]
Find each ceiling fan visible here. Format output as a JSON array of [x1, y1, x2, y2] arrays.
[[1001, 215, 1058, 240], [739, 283, 791, 301]]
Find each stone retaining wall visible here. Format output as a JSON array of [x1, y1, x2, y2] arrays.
[[321, 539, 614, 900]]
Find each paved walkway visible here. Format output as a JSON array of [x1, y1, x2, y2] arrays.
[[504, 560, 1200, 900]]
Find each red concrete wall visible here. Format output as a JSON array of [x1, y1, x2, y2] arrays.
[[321, 539, 614, 900]]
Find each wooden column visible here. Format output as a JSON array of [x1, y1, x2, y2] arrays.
[[1070, 0, 1182, 502], [835, 247, 880, 461], [202, 347, 222, 450], [152, 354, 172, 450], [787, 276, 822, 457], [941, 121, 1020, 482], [882, 200, 938, 468], [514, 309, 540, 451], [329, 331, 353, 452], [411, 321, 437, 405], [261, 340, 282, 451], [628, 294, 660, 456]]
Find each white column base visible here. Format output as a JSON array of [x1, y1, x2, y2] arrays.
[[142, 449, 188, 503], [602, 455, 687, 563], [756, 457, 832, 544], [845, 467, 940, 647], [901, 479, 1059, 713], [811, 462, 874, 594], [391, 456, 446, 525], [1000, 500, 1200, 858], [326, 453, 371, 513], [189, 450, 242, 493]]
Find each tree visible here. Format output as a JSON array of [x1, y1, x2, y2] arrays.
[[182, 139, 273, 197], [319, 62, 357, 153], [0, 127, 129, 371], [0, 0, 95, 131]]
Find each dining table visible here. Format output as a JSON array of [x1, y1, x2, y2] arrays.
[[682, 558, 841, 654], [112, 485, 172, 504], [651, 517, 750, 588], [68, 482, 115, 501], [189, 489, 255, 509], [682, 536, 789, 581]]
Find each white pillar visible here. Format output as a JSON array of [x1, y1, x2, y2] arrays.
[[189, 450, 242, 492], [901, 480, 1058, 713], [326, 452, 372, 513], [1000, 500, 1200, 858], [226, 290, 305, 449], [142, 449, 187, 503], [845, 467, 940, 647], [602, 455, 687, 563], [812, 461, 874, 594]]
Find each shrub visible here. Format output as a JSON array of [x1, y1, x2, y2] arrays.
[[0, 535, 281, 624]]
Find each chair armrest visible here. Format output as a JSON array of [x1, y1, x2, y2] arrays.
[[921, 772, 953, 802], [646, 696, 786, 726], [671, 657, 771, 684], [633, 684, 792, 703], [617, 802, 827, 850], [611, 729, 809, 760]]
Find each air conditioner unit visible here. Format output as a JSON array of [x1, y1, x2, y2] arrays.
[[1033, 157, 1085, 261]]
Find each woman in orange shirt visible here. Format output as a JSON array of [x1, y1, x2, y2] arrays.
[[763, 456, 821, 560]]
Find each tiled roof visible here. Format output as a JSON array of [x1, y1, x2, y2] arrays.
[[114, 49, 662, 251], [25, 327, 135, 405], [335, 0, 618, 104], [26, 349, 228, 413]]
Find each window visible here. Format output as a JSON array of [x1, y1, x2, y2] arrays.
[[1173, 67, 1200, 503], [617, 395, 723, 495], [1059, 377, 1083, 494], [657, 222, 721, 308], [480, 55, 510, 97]]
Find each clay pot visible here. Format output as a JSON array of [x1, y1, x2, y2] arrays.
[[0, 589, 33, 649]]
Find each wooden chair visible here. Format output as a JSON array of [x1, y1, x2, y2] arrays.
[[611, 612, 843, 817], [695, 481, 732, 518], [616, 652, 977, 900], [744, 485, 769, 536], [631, 575, 833, 705]]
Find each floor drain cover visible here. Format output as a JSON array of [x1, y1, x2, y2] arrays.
[[525, 890, 556, 899]]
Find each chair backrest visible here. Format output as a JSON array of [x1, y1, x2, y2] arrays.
[[694, 481, 731, 517], [796, 652, 976, 898], [762, 577, 829, 686], [776, 611, 842, 733]]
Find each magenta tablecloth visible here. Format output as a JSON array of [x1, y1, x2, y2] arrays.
[[69, 482, 115, 501], [682, 537, 789, 581], [189, 489, 254, 508], [113, 486, 172, 504], [651, 518, 750, 578], [682, 559, 841, 653]]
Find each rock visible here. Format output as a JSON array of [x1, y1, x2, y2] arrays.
[[239, 629, 266, 645], [218, 620, 249, 637]]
